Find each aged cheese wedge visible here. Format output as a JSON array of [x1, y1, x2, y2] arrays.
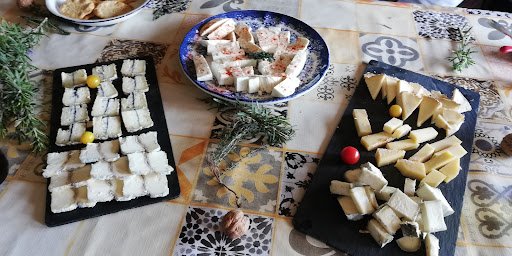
[[409, 144, 435, 162], [353, 109, 372, 137], [425, 233, 440, 256], [365, 186, 379, 208], [386, 77, 399, 104], [424, 151, 454, 173], [344, 168, 361, 183], [409, 127, 438, 144], [368, 219, 394, 248], [416, 183, 454, 216], [439, 158, 460, 183], [430, 135, 462, 152], [361, 132, 394, 151], [452, 88, 472, 113], [375, 186, 397, 201], [383, 117, 403, 134], [438, 97, 460, 110], [410, 82, 431, 98], [442, 108, 464, 123], [381, 76, 388, 99], [392, 124, 411, 139], [433, 144, 467, 159], [421, 169, 446, 188], [404, 178, 416, 196], [420, 200, 447, 232], [365, 74, 386, 100], [373, 205, 401, 234], [434, 114, 451, 130], [337, 196, 364, 221], [350, 187, 375, 214], [395, 159, 426, 180], [400, 92, 422, 121], [386, 139, 419, 151], [396, 80, 413, 106], [387, 189, 420, 220], [375, 148, 405, 167], [358, 162, 388, 192], [417, 96, 441, 127], [330, 180, 352, 196]]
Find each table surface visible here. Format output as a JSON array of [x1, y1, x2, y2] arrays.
[[1, 0, 512, 255]]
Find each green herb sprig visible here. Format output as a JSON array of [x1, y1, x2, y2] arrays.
[[202, 98, 295, 207], [245, 51, 275, 62], [447, 27, 476, 72], [0, 17, 64, 153]]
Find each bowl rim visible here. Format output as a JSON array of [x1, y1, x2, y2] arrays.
[[45, 0, 151, 24]]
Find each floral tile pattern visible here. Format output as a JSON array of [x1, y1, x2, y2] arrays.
[[469, 120, 512, 176], [193, 143, 283, 212], [278, 152, 320, 217], [187, 0, 246, 14], [301, 63, 361, 103], [173, 206, 274, 256], [467, 16, 512, 47], [410, 3, 465, 13], [145, 0, 191, 12], [413, 10, 475, 42], [97, 39, 169, 65]]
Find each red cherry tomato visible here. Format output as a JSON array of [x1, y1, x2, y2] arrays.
[[341, 146, 360, 165]]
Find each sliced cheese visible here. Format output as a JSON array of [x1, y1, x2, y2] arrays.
[[434, 114, 451, 130], [353, 109, 372, 137], [193, 55, 213, 81], [368, 219, 394, 248], [199, 18, 229, 37], [452, 88, 472, 113], [395, 159, 426, 180], [433, 144, 467, 159], [386, 139, 419, 151], [375, 148, 405, 167], [420, 200, 447, 232], [430, 135, 462, 152], [386, 77, 399, 104], [330, 180, 352, 196], [383, 117, 403, 134], [392, 124, 412, 139], [400, 91, 422, 121], [365, 74, 386, 100], [425, 233, 440, 256], [446, 118, 463, 137], [421, 169, 446, 188], [361, 132, 394, 151], [207, 19, 236, 40], [438, 97, 460, 110], [409, 144, 435, 162], [417, 96, 441, 127], [404, 178, 416, 196], [409, 127, 438, 144], [416, 183, 454, 216], [350, 187, 375, 214], [410, 82, 431, 98], [358, 162, 388, 192], [373, 205, 401, 234], [439, 158, 460, 183], [344, 168, 361, 183], [271, 76, 300, 98], [424, 151, 454, 173], [375, 186, 397, 201], [387, 189, 420, 221], [337, 196, 364, 221]]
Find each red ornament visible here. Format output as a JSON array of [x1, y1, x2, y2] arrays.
[[341, 146, 360, 165]]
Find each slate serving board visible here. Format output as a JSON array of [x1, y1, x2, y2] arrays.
[[45, 56, 180, 227], [293, 60, 480, 256]]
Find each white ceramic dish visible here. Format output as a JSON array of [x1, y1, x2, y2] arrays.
[[46, 0, 150, 26]]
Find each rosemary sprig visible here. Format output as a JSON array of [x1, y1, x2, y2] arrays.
[[0, 17, 62, 153], [202, 98, 295, 207], [447, 27, 476, 72], [245, 51, 275, 62]]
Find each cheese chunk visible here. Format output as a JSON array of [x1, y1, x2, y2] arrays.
[[234, 23, 254, 43], [404, 178, 416, 196], [80, 143, 102, 164], [381, 76, 388, 99], [375, 148, 405, 167], [87, 179, 114, 202], [409, 144, 435, 162], [285, 51, 308, 77], [143, 173, 169, 198], [375, 186, 397, 201], [330, 180, 352, 196], [425, 233, 440, 256], [409, 127, 438, 144], [344, 168, 361, 183], [396, 237, 421, 252], [207, 19, 236, 40], [383, 118, 403, 134], [392, 124, 411, 139], [430, 135, 462, 152], [93, 115, 123, 138], [386, 139, 419, 151], [387, 189, 420, 220], [442, 108, 464, 123], [61, 104, 89, 126], [365, 74, 386, 100], [353, 109, 372, 137], [256, 27, 279, 53], [424, 151, 454, 173], [49, 172, 72, 192], [386, 77, 399, 104], [337, 196, 364, 221], [193, 55, 213, 81], [396, 80, 413, 106], [417, 96, 441, 127], [395, 159, 426, 180], [358, 162, 388, 192], [92, 64, 117, 81], [285, 37, 309, 54], [373, 205, 401, 234], [420, 200, 447, 232], [452, 88, 472, 113], [416, 183, 454, 216], [409, 196, 423, 205], [62, 87, 91, 106], [434, 114, 451, 130], [433, 144, 467, 159], [91, 97, 120, 117], [97, 81, 118, 98], [421, 169, 446, 188], [400, 91, 422, 121], [200, 18, 229, 37], [121, 59, 146, 77], [445, 118, 464, 137], [50, 187, 77, 213], [439, 158, 460, 183], [361, 132, 394, 151], [199, 39, 231, 47], [368, 219, 394, 248], [365, 186, 379, 208], [410, 82, 431, 97], [438, 97, 460, 110], [61, 69, 87, 88], [350, 187, 375, 214], [272, 76, 300, 98], [91, 161, 114, 180], [76, 186, 97, 208]]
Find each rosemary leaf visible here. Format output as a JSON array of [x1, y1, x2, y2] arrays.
[[447, 27, 475, 72], [245, 51, 275, 62]]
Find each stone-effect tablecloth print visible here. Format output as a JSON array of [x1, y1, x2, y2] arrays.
[[2, 0, 512, 255]]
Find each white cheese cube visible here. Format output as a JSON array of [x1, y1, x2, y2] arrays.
[[256, 28, 279, 53], [248, 77, 260, 93], [99, 139, 120, 162], [138, 131, 161, 152], [56, 122, 86, 146], [337, 196, 364, 221], [285, 37, 309, 54], [420, 200, 447, 232], [61, 69, 87, 88], [120, 135, 145, 154], [121, 59, 146, 77], [387, 189, 419, 221], [87, 179, 114, 202], [416, 183, 454, 216], [113, 175, 146, 201], [49, 172, 72, 192], [329, 180, 352, 196], [50, 187, 77, 213], [91, 160, 114, 180], [112, 156, 133, 179], [259, 76, 284, 93], [121, 108, 154, 133], [147, 150, 174, 175], [375, 186, 397, 201], [367, 219, 394, 248], [62, 87, 91, 106], [383, 118, 403, 134], [358, 162, 388, 192], [425, 233, 440, 256], [97, 81, 118, 98], [285, 51, 307, 77], [93, 116, 122, 140], [127, 152, 152, 175], [207, 19, 236, 40], [43, 152, 69, 178], [210, 62, 234, 85], [91, 97, 120, 117], [349, 187, 375, 214], [92, 64, 117, 81], [121, 92, 148, 111], [404, 178, 416, 196], [122, 76, 149, 95], [80, 143, 102, 164], [221, 56, 257, 68], [61, 104, 89, 126], [143, 173, 169, 198], [373, 205, 401, 234], [271, 76, 300, 97]]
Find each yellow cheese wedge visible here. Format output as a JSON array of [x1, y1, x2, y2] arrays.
[[433, 144, 467, 159], [424, 151, 454, 173], [409, 144, 435, 162], [383, 117, 403, 134], [400, 92, 422, 121], [417, 97, 441, 127], [375, 148, 406, 167], [410, 82, 431, 97], [430, 135, 462, 152], [409, 127, 438, 144], [386, 139, 419, 151], [353, 109, 372, 137], [439, 158, 460, 183], [441, 108, 464, 123], [396, 80, 413, 106], [365, 74, 386, 100], [386, 77, 399, 104], [344, 168, 361, 183], [361, 132, 394, 151], [434, 114, 451, 130], [421, 169, 447, 187], [381, 77, 388, 100], [395, 159, 426, 181], [392, 124, 412, 139], [452, 88, 472, 113], [438, 97, 460, 110], [445, 118, 463, 137]]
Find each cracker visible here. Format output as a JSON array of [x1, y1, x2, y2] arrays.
[[94, 1, 133, 19], [60, 0, 95, 19]]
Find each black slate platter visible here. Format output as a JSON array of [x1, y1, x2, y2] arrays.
[[45, 56, 180, 227], [293, 60, 480, 256]]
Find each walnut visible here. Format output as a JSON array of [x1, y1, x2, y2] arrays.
[[221, 209, 250, 239], [17, 0, 33, 10]]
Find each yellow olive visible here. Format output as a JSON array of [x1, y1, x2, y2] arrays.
[[389, 104, 402, 118], [80, 131, 95, 144], [86, 75, 101, 88]]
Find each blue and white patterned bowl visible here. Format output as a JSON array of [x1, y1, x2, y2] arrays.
[[179, 10, 330, 104]]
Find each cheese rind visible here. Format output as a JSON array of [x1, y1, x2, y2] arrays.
[[409, 144, 435, 162], [365, 186, 379, 209], [386, 139, 419, 151], [439, 158, 460, 182], [452, 88, 472, 113], [392, 124, 411, 139], [387, 189, 420, 221], [420, 200, 447, 232], [386, 77, 399, 104], [404, 178, 416, 196], [395, 159, 426, 180], [375, 148, 405, 167], [416, 183, 454, 216], [365, 74, 386, 100], [383, 118, 403, 134], [368, 219, 394, 248], [344, 168, 361, 183], [425, 233, 440, 256], [396, 237, 421, 252], [353, 109, 372, 137], [350, 187, 375, 214], [361, 132, 394, 151], [409, 127, 438, 144], [337, 196, 364, 221]]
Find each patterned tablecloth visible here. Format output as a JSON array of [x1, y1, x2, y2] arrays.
[[1, 0, 512, 255]]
